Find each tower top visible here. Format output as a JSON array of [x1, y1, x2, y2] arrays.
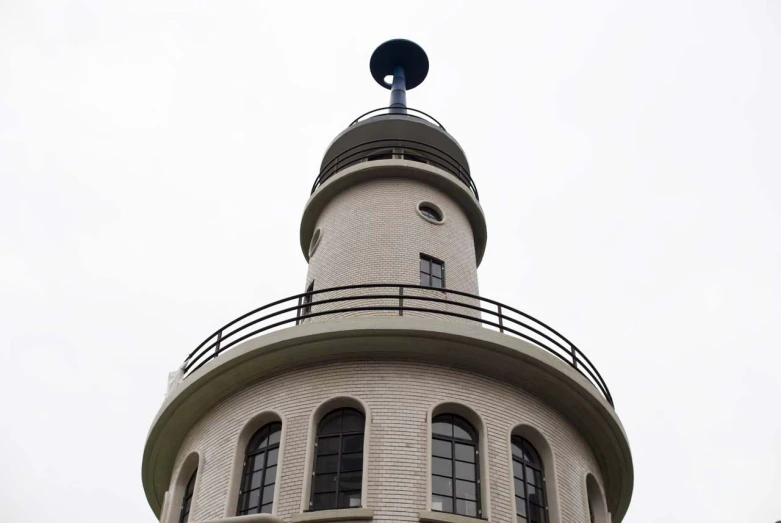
[[369, 39, 429, 90]]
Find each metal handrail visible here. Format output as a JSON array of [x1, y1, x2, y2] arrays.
[[311, 139, 479, 199], [349, 106, 446, 130], [181, 283, 614, 406]]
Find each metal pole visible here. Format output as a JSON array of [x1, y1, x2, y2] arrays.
[[399, 286, 404, 316], [389, 65, 407, 114]]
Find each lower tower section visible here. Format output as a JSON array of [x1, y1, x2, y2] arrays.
[[144, 317, 632, 523], [169, 360, 607, 523]]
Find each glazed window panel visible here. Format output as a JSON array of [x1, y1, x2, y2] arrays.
[[179, 468, 197, 523], [311, 408, 365, 511], [511, 436, 548, 523], [237, 422, 282, 516], [420, 255, 445, 288], [301, 281, 315, 317], [431, 413, 480, 518]]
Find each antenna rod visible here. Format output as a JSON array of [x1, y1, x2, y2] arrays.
[[389, 65, 407, 114]]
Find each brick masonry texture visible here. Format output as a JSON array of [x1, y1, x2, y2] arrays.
[[302, 174, 482, 325], [169, 360, 604, 523]]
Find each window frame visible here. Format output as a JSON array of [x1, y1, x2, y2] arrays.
[[420, 254, 445, 289], [431, 413, 481, 518], [236, 422, 282, 516], [178, 468, 197, 523], [310, 407, 366, 512], [511, 436, 548, 523], [585, 473, 608, 523], [302, 281, 314, 317]]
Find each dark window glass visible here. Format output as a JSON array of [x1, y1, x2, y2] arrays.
[[301, 281, 314, 317], [420, 255, 445, 288], [431, 413, 480, 518], [311, 408, 365, 511], [367, 151, 393, 161], [419, 205, 442, 222], [404, 153, 430, 164], [432, 439, 452, 458], [511, 436, 548, 523], [179, 468, 197, 523], [432, 495, 453, 513], [237, 422, 282, 516], [456, 499, 478, 517]]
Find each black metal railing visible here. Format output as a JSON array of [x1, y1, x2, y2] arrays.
[[311, 139, 479, 199], [181, 283, 614, 406], [348, 106, 447, 130]]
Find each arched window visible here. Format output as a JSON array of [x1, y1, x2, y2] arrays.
[[237, 422, 281, 515], [511, 436, 548, 523], [179, 468, 197, 523], [586, 473, 608, 523], [431, 413, 481, 518], [311, 407, 365, 511]]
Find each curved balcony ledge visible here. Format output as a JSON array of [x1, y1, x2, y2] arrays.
[[198, 515, 283, 523], [291, 508, 374, 522], [318, 111, 474, 196], [419, 511, 489, 523], [312, 138, 478, 199], [143, 296, 632, 522], [179, 284, 612, 406], [348, 107, 448, 130]]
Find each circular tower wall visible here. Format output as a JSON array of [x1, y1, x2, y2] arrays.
[[168, 360, 607, 523]]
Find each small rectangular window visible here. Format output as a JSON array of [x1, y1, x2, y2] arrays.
[[302, 281, 314, 316], [420, 255, 445, 289]]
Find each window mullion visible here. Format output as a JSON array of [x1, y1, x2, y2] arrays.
[[526, 463, 534, 523], [451, 438, 457, 513], [335, 433, 342, 509], [258, 443, 269, 514]]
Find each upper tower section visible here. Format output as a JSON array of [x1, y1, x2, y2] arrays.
[[301, 40, 487, 286]]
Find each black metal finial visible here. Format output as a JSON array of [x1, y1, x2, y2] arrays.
[[370, 39, 429, 114]]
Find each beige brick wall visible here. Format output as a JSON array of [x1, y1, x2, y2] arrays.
[[170, 360, 604, 523], [302, 175, 482, 325]]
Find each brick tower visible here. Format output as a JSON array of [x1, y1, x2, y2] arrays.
[[142, 39, 633, 523]]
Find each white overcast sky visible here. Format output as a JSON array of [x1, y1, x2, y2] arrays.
[[1, 1, 779, 522]]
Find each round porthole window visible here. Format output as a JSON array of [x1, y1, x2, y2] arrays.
[[308, 228, 323, 257], [417, 202, 444, 224]]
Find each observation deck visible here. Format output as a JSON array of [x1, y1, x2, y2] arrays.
[[182, 283, 613, 407], [314, 107, 478, 200]]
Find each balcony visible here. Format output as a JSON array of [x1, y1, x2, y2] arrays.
[[181, 283, 614, 407], [313, 108, 479, 200]]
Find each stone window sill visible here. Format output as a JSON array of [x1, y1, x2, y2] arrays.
[[419, 510, 489, 523], [291, 508, 374, 522], [198, 514, 283, 523]]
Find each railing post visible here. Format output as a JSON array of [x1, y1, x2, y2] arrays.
[[571, 345, 577, 368], [295, 296, 302, 326], [215, 329, 223, 357], [497, 304, 504, 333], [399, 286, 404, 316]]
